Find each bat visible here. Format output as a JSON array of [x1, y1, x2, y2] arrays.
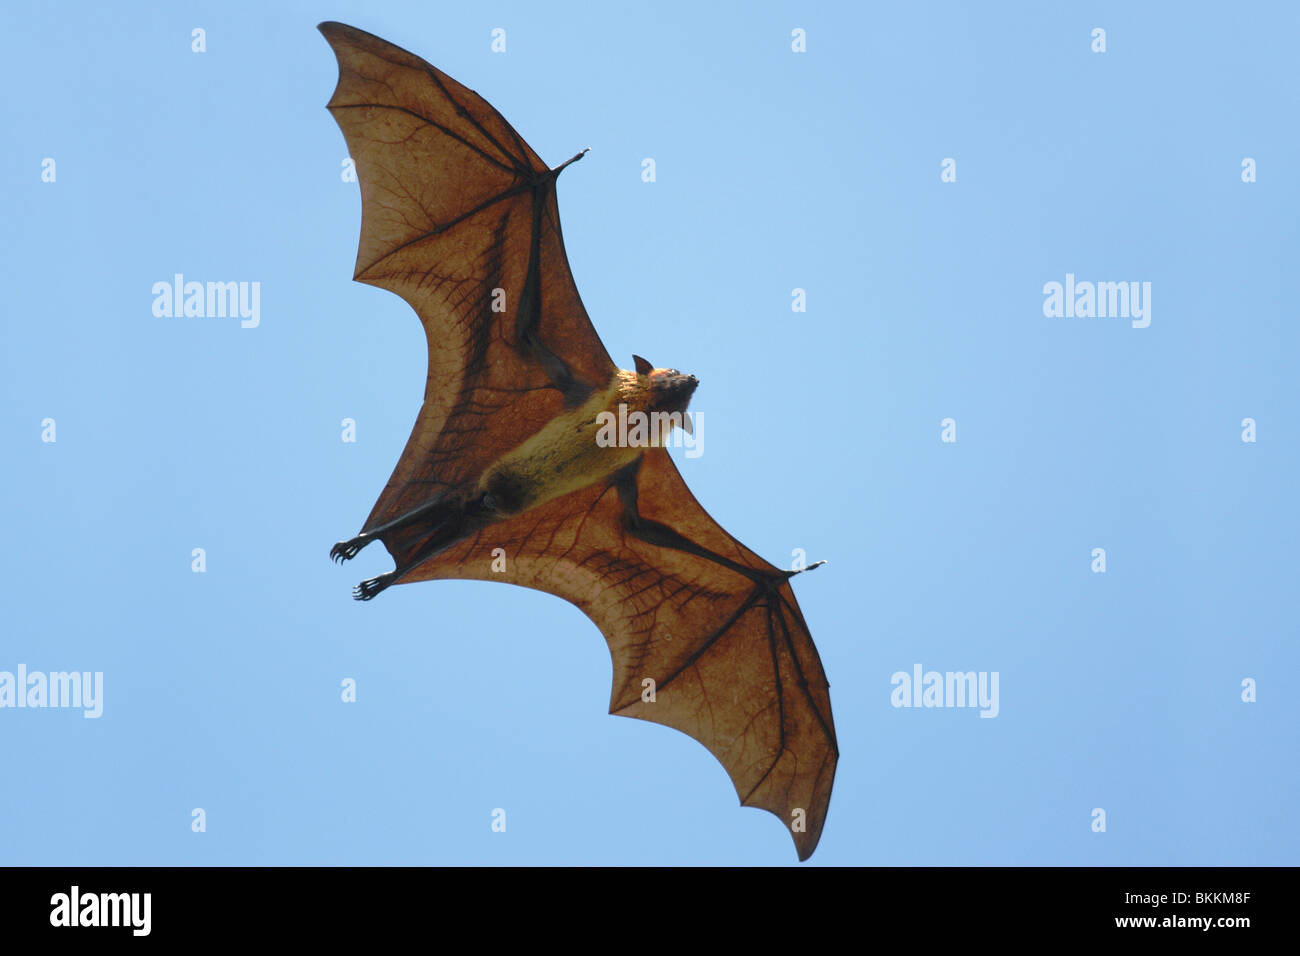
[[318, 21, 838, 860]]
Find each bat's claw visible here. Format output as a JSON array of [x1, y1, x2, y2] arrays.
[[331, 535, 369, 563], [550, 147, 590, 178], [785, 558, 827, 578], [353, 572, 394, 601]]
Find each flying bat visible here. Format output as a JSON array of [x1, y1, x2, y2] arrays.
[[318, 21, 838, 860]]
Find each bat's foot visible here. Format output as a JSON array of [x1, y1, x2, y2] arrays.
[[353, 572, 395, 601], [331, 534, 372, 563]]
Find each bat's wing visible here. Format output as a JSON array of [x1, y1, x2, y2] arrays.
[[318, 21, 616, 534], [404, 448, 839, 860]]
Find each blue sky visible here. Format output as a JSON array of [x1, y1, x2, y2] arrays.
[[1, 0, 1296, 865]]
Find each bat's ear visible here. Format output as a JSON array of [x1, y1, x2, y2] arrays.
[[632, 355, 654, 376]]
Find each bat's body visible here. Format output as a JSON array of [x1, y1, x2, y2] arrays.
[[334, 362, 699, 599], [319, 22, 838, 860], [475, 364, 697, 516]]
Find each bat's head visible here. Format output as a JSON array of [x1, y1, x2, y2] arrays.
[[632, 354, 698, 417]]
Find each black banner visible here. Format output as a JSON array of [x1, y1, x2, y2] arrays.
[[1, 866, 1282, 941]]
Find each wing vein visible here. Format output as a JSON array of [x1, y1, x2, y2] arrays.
[[356, 183, 531, 280], [421, 68, 533, 176], [329, 101, 520, 176]]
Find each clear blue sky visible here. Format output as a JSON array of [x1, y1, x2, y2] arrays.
[[2, 0, 1296, 865]]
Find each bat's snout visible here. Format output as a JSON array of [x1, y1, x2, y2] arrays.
[[655, 370, 698, 412]]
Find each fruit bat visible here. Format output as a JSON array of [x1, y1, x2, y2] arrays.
[[318, 21, 838, 860]]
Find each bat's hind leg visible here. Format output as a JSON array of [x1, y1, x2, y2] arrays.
[[349, 494, 489, 601], [331, 494, 461, 564], [350, 526, 451, 602], [330, 534, 373, 563], [353, 571, 398, 601]]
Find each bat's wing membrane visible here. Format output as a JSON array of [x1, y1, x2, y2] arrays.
[[319, 21, 616, 535], [404, 448, 839, 859]]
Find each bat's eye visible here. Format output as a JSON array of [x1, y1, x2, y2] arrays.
[[480, 493, 498, 511]]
